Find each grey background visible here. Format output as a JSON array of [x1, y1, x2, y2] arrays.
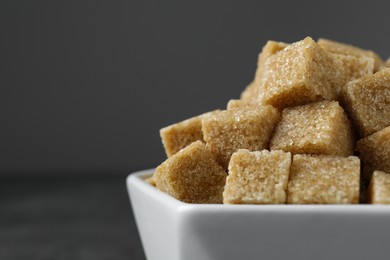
[[1, 0, 389, 175]]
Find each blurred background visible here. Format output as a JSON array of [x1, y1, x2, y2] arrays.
[[1, 0, 389, 259]]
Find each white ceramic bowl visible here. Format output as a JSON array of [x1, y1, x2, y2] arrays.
[[127, 169, 390, 260]]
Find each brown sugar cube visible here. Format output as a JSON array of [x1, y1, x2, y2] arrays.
[[226, 99, 251, 110], [287, 154, 360, 204], [330, 54, 374, 92], [342, 68, 390, 137], [356, 126, 390, 183], [270, 101, 354, 157], [223, 149, 291, 204], [240, 81, 257, 104], [154, 141, 227, 204], [368, 171, 390, 204], [240, 41, 288, 104], [258, 37, 341, 109], [202, 106, 280, 169], [318, 38, 383, 72], [254, 40, 289, 83], [160, 110, 219, 157]]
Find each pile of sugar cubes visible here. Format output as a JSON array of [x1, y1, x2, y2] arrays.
[[149, 37, 390, 205]]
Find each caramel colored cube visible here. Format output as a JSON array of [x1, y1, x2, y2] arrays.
[[226, 99, 251, 110], [330, 53, 374, 90], [356, 126, 390, 182], [254, 41, 289, 84], [241, 41, 288, 104], [202, 106, 280, 169], [342, 68, 390, 137], [287, 154, 360, 204], [318, 38, 383, 72], [270, 101, 354, 157], [160, 110, 219, 157], [223, 149, 291, 204], [258, 37, 340, 109], [240, 81, 257, 104], [368, 171, 390, 204], [154, 141, 227, 204]]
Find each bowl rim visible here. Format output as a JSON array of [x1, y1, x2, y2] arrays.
[[127, 168, 390, 212]]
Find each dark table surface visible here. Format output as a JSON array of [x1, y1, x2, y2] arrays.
[[0, 173, 145, 260]]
